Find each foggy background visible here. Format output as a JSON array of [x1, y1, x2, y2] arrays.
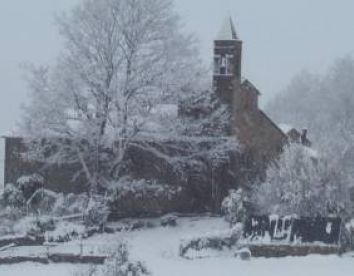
[[1, 0, 354, 186]]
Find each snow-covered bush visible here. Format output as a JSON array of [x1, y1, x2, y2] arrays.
[[84, 196, 109, 228], [11, 216, 88, 244], [52, 193, 89, 216], [253, 144, 351, 218], [13, 216, 55, 237], [339, 224, 352, 253], [0, 206, 24, 221], [16, 174, 44, 200], [12, 216, 86, 242], [1, 184, 25, 208], [74, 242, 149, 276], [46, 221, 86, 242], [345, 219, 354, 250], [108, 179, 182, 201], [0, 224, 11, 237], [0, 207, 25, 236], [107, 179, 184, 218], [27, 188, 59, 214], [179, 90, 231, 137], [221, 189, 247, 225], [179, 223, 243, 258], [36, 216, 56, 232], [100, 243, 149, 276]]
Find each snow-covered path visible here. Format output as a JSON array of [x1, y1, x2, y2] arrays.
[[0, 217, 352, 276]]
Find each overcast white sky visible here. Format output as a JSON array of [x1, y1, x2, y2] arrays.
[[1, 0, 354, 137]]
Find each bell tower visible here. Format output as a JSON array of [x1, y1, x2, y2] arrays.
[[213, 17, 242, 104]]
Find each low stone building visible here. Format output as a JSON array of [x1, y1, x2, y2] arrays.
[[279, 124, 312, 147]]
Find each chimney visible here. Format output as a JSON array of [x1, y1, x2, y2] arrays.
[[301, 129, 308, 145]]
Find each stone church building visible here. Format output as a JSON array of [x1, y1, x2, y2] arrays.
[[2, 18, 307, 215], [213, 18, 287, 172]]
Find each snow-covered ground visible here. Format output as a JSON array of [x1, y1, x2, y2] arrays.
[[0, 217, 353, 276]]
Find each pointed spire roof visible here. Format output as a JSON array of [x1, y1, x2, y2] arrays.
[[216, 17, 239, 40]]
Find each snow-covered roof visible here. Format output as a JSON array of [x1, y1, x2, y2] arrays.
[[216, 17, 239, 40], [242, 79, 261, 95], [278, 123, 295, 134]]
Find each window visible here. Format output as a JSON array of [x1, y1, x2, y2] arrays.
[[214, 54, 233, 75], [220, 56, 226, 74], [214, 55, 221, 74], [226, 55, 233, 75]]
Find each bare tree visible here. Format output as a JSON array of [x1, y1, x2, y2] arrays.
[[22, 0, 236, 193], [253, 144, 351, 218], [266, 56, 354, 216]]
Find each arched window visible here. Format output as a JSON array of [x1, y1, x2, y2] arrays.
[[214, 54, 233, 75], [214, 55, 221, 74]]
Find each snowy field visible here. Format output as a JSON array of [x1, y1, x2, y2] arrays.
[[0, 217, 353, 276]]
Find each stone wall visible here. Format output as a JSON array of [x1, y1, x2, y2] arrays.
[[231, 108, 287, 179], [248, 244, 339, 258], [4, 137, 87, 194]]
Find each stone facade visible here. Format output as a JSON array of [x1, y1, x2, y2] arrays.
[[3, 137, 87, 194], [213, 18, 287, 174]]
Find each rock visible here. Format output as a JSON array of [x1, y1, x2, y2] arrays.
[[235, 247, 251, 260], [160, 215, 178, 227], [103, 226, 115, 234], [130, 220, 146, 230], [145, 221, 156, 228], [86, 227, 99, 238]]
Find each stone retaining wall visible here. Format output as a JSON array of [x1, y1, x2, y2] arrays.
[[248, 244, 339, 258], [0, 235, 45, 248], [0, 254, 107, 265]]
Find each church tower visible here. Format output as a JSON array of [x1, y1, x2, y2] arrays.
[[213, 17, 242, 104], [212, 17, 287, 177]]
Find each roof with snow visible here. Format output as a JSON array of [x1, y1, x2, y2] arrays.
[[242, 79, 261, 95], [278, 123, 295, 134], [216, 17, 239, 40]]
